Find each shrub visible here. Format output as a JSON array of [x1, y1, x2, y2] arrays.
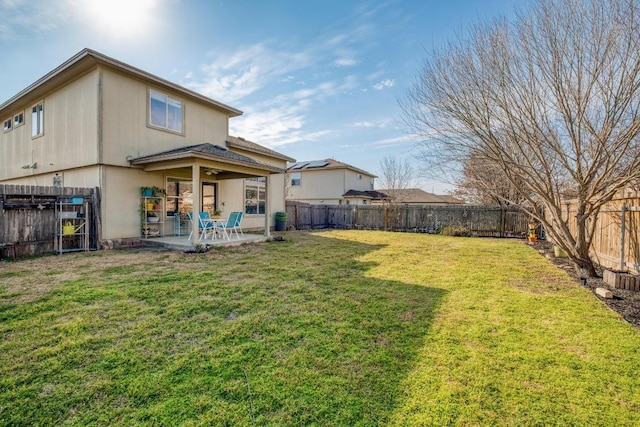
[[440, 225, 472, 237]]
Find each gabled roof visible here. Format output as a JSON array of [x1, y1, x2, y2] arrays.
[[287, 158, 377, 178], [378, 188, 464, 204], [226, 135, 295, 162], [0, 48, 242, 118], [342, 190, 390, 200], [129, 143, 284, 174]]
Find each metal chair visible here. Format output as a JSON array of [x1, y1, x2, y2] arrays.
[[188, 211, 215, 241], [215, 211, 242, 240]]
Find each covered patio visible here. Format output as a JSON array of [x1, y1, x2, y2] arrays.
[[130, 142, 287, 244]]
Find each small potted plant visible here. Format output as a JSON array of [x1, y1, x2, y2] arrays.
[[151, 186, 166, 197], [141, 186, 153, 197], [528, 222, 537, 243], [213, 201, 225, 218]]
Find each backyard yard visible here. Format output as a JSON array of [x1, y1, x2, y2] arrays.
[[1, 230, 639, 426]]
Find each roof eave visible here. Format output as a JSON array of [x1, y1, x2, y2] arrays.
[[130, 150, 284, 174], [226, 138, 296, 162], [1, 48, 243, 118]]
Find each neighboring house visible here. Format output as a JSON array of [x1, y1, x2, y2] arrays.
[[286, 159, 385, 205], [0, 48, 294, 243], [376, 188, 464, 205]]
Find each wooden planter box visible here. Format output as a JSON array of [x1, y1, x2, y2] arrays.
[[603, 270, 640, 291]]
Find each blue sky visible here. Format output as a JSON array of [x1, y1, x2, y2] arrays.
[[0, 0, 516, 193]]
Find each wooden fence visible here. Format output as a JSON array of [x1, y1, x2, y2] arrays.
[[562, 195, 640, 274], [0, 185, 101, 258], [285, 202, 530, 238]]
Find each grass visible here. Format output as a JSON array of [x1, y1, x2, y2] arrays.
[[0, 231, 639, 426]]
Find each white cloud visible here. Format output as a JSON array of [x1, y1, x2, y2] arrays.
[[353, 121, 377, 128], [0, 0, 71, 39], [334, 57, 357, 67], [188, 4, 390, 149], [352, 118, 392, 128], [230, 79, 352, 147], [373, 79, 395, 90], [371, 134, 416, 147]]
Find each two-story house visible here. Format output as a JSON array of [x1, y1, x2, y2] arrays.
[[0, 49, 294, 243], [286, 159, 387, 205]]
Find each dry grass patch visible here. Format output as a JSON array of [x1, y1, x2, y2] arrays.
[[1, 231, 639, 426]]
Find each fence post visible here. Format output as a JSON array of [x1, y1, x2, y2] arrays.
[[620, 203, 626, 271]]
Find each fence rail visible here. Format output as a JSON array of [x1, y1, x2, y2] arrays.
[[285, 202, 530, 238], [0, 185, 100, 258]]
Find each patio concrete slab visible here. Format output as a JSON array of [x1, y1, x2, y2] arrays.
[[140, 234, 269, 251]]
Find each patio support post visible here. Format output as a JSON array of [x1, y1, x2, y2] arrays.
[[265, 174, 271, 238], [192, 164, 201, 243]]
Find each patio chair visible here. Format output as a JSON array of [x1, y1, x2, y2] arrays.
[[215, 211, 242, 240], [188, 211, 215, 241], [231, 211, 244, 237]]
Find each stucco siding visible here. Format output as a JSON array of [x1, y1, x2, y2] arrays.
[[344, 170, 373, 192], [288, 169, 346, 202], [100, 69, 229, 166], [0, 71, 99, 181], [102, 166, 167, 239]]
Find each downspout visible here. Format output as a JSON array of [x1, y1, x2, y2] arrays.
[[97, 67, 104, 165], [97, 67, 105, 242]]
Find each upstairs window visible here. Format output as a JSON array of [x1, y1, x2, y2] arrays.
[[32, 102, 44, 137], [3, 119, 11, 132], [291, 172, 301, 186], [14, 112, 24, 128], [149, 89, 183, 133]]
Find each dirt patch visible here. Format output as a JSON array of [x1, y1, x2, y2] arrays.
[[530, 240, 640, 329]]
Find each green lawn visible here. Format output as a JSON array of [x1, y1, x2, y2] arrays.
[[1, 231, 638, 426]]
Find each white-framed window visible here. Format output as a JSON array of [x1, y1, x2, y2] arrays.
[[31, 102, 44, 137], [3, 118, 11, 132], [14, 112, 24, 128], [370, 179, 374, 190], [245, 177, 266, 215], [149, 89, 183, 133], [166, 177, 193, 217], [357, 173, 362, 179], [291, 171, 301, 186]]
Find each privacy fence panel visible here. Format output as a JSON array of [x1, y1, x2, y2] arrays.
[[0, 185, 100, 258], [286, 202, 529, 238], [562, 195, 640, 274]]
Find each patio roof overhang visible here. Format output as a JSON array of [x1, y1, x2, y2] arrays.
[[128, 143, 285, 177]]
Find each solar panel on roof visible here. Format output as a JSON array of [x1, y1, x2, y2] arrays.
[[291, 162, 310, 170], [305, 160, 329, 168]]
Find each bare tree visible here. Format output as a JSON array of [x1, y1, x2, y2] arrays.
[[452, 154, 527, 206], [402, 0, 640, 277], [377, 156, 415, 202]]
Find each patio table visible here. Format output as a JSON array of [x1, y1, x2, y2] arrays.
[[201, 218, 228, 241]]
